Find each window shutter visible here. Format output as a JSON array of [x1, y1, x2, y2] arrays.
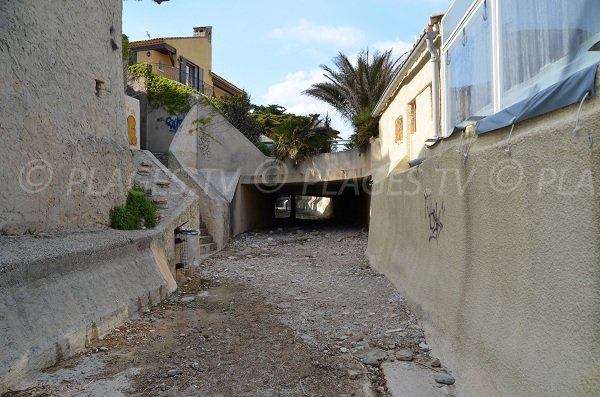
[[179, 57, 187, 85], [198, 67, 204, 93]]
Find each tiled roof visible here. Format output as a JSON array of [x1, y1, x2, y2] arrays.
[[129, 36, 197, 47], [210, 72, 243, 93]]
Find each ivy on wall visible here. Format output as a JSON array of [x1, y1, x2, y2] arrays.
[[128, 63, 199, 115]]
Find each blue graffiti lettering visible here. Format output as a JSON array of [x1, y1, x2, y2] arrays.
[[165, 116, 183, 133]]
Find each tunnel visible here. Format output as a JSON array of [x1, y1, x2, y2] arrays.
[[230, 177, 371, 235]]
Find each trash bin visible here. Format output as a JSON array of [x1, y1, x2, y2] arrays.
[[175, 225, 199, 268]]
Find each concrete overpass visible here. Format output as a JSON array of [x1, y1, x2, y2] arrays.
[[169, 101, 373, 248]]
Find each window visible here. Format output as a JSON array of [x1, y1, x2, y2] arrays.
[[408, 100, 417, 134], [186, 64, 196, 88], [444, 1, 492, 132], [500, 0, 600, 106], [442, 0, 600, 134], [395, 116, 404, 143]]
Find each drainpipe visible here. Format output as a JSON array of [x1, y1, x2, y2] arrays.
[[425, 30, 440, 144]]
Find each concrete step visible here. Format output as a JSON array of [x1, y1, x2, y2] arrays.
[[151, 196, 168, 209], [198, 242, 217, 254], [198, 235, 213, 244]]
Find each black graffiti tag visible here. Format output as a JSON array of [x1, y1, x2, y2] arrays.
[[424, 193, 444, 242]]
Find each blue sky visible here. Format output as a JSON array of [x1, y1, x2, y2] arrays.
[[123, 0, 452, 138]]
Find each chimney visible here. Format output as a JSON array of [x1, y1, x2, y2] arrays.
[[192, 26, 212, 42]]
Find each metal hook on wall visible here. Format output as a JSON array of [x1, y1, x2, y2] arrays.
[[573, 91, 590, 135], [505, 120, 516, 157]]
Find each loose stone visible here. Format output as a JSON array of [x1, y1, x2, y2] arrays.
[[167, 368, 183, 377], [395, 349, 414, 361], [434, 373, 455, 385]]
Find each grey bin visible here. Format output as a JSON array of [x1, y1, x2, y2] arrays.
[[175, 226, 199, 268]]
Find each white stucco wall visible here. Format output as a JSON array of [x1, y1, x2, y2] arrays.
[[378, 48, 435, 173], [367, 77, 600, 396], [0, 0, 133, 234]]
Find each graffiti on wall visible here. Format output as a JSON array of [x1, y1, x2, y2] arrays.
[[165, 116, 183, 133], [424, 192, 444, 242]]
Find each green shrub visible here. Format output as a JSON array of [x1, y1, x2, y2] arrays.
[[210, 92, 263, 144], [110, 206, 138, 230], [110, 185, 157, 230]]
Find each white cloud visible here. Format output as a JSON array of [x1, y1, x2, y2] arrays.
[[262, 70, 353, 141], [373, 40, 414, 61], [270, 20, 364, 48]]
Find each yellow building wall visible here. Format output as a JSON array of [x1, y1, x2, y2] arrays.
[[165, 37, 212, 86], [137, 49, 169, 66], [213, 85, 229, 98], [378, 50, 435, 173]]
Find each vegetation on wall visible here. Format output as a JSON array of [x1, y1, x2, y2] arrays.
[[210, 91, 263, 144], [110, 185, 157, 230], [128, 62, 199, 114], [122, 34, 134, 66], [304, 49, 400, 150]]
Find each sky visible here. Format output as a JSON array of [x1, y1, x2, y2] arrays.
[[123, 0, 452, 139]]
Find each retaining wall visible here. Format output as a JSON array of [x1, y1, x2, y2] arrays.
[[367, 81, 600, 396], [0, 152, 200, 393]]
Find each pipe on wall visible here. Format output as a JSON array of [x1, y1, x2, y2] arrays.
[[425, 30, 440, 142]]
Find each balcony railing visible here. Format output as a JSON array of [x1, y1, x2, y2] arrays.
[[143, 63, 214, 96]]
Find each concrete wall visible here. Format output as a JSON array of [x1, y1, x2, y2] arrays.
[[367, 81, 600, 397], [231, 184, 275, 235], [191, 101, 268, 175], [242, 147, 372, 187], [0, 151, 200, 393], [146, 106, 185, 154], [0, 0, 133, 234]]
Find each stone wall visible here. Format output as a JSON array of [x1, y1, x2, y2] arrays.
[[366, 78, 600, 396], [0, 150, 200, 393], [0, 0, 133, 234]]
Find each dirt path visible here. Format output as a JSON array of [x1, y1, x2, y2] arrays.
[[4, 226, 441, 397]]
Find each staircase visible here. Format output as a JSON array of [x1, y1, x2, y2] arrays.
[[135, 154, 218, 258], [198, 219, 217, 255]]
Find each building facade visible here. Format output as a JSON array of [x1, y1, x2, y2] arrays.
[[368, 2, 600, 396], [129, 26, 242, 98]]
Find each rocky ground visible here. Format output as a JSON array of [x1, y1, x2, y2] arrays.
[[3, 225, 456, 397]]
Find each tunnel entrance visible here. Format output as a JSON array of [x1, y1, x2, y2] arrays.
[[232, 178, 371, 236], [275, 195, 334, 220], [270, 178, 371, 228]]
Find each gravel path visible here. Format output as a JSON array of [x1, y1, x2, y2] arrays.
[[4, 225, 446, 397]]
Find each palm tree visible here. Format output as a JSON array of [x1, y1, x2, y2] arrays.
[[303, 49, 400, 148]]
